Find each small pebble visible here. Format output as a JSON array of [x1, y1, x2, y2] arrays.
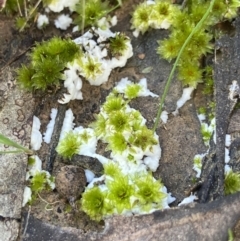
[[55, 165, 86, 204]]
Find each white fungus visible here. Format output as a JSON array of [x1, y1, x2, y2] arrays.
[[85, 169, 95, 183], [30, 116, 42, 151], [47, 0, 78, 12], [178, 193, 198, 206], [138, 78, 158, 97], [173, 86, 194, 115], [197, 113, 206, 122], [160, 19, 171, 29], [26, 155, 42, 180], [160, 110, 168, 123], [43, 108, 58, 143], [114, 77, 158, 98], [42, 170, 56, 190], [225, 148, 230, 163], [47, 0, 64, 12], [225, 134, 231, 147], [37, 14, 49, 29], [74, 127, 98, 156], [54, 14, 72, 30], [22, 186, 32, 207], [58, 65, 83, 104], [59, 109, 75, 140], [110, 16, 118, 26], [224, 164, 232, 174], [228, 80, 239, 100], [193, 153, 206, 178], [72, 25, 79, 32], [143, 143, 161, 172]]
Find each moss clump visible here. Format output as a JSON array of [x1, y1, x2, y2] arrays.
[[56, 132, 81, 159], [225, 170, 240, 195], [17, 37, 81, 91]]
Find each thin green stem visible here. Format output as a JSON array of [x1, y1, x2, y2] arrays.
[[0, 133, 33, 155], [153, 0, 216, 133], [106, 4, 121, 14]]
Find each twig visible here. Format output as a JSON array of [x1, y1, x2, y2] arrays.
[[19, 0, 42, 32], [37, 193, 60, 211], [0, 46, 32, 73], [23, 0, 27, 17], [16, 0, 23, 16], [22, 205, 31, 239]]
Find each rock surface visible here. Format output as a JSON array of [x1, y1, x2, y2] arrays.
[[20, 193, 240, 241]]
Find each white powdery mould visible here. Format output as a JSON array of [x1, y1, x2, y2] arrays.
[[30, 116, 42, 151], [225, 134, 231, 147], [114, 77, 158, 98], [72, 28, 133, 86], [57, 28, 133, 102], [178, 193, 198, 206], [173, 86, 194, 115], [37, 14, 49, 29], [59, 109, 75, 140], [225, 148, 230, 164], [73, 126, 98, 156], [47, 0, 78, 12], [85, 169, 95, 183], [54, 14, 72, 30], [197, 113, 206, 122], [138, 78, 158, 97], [97, 16, 118, 29], [225, 164, 232, 174], [26, 155, 42, 180], [22, 186, 32, 207], [228, 80, 239, 100], [108, 41, 133, 69], [43, 108, 58, 143], [58, 65, 83, 104], [143, 143, 161, 172], [160, 110, 168, 124], [193, 153, 206, 178]]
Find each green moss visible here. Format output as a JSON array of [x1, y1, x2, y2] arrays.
[[109, 33, 129, 56], [125, 84, 142, 99], [56, 132, 81, 159], [108, 110, 131, 132], [134, 173, 166, 211], [193, 156, 202, 169], [103, 162, 121, 177], [224, 170, 240, 195], [3, 0, 24, 15], [17, 37, 81, 91], [202, 66, 214, 95], [28, 156, 36, 166], [81, 186, 111, 221], [200, 123, 212, 146], [129, 127, 158, 151], [80, 55, 103, 80], [106, 133, 127, 153], [107, 175, 134, 213], [102, 96, 126, 114], [154, 0, 240, 88], [79, 130, 91, 143], [131, 2, 152, 34], [74, 0, 110, 29], [90, 113, 107, 138]]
